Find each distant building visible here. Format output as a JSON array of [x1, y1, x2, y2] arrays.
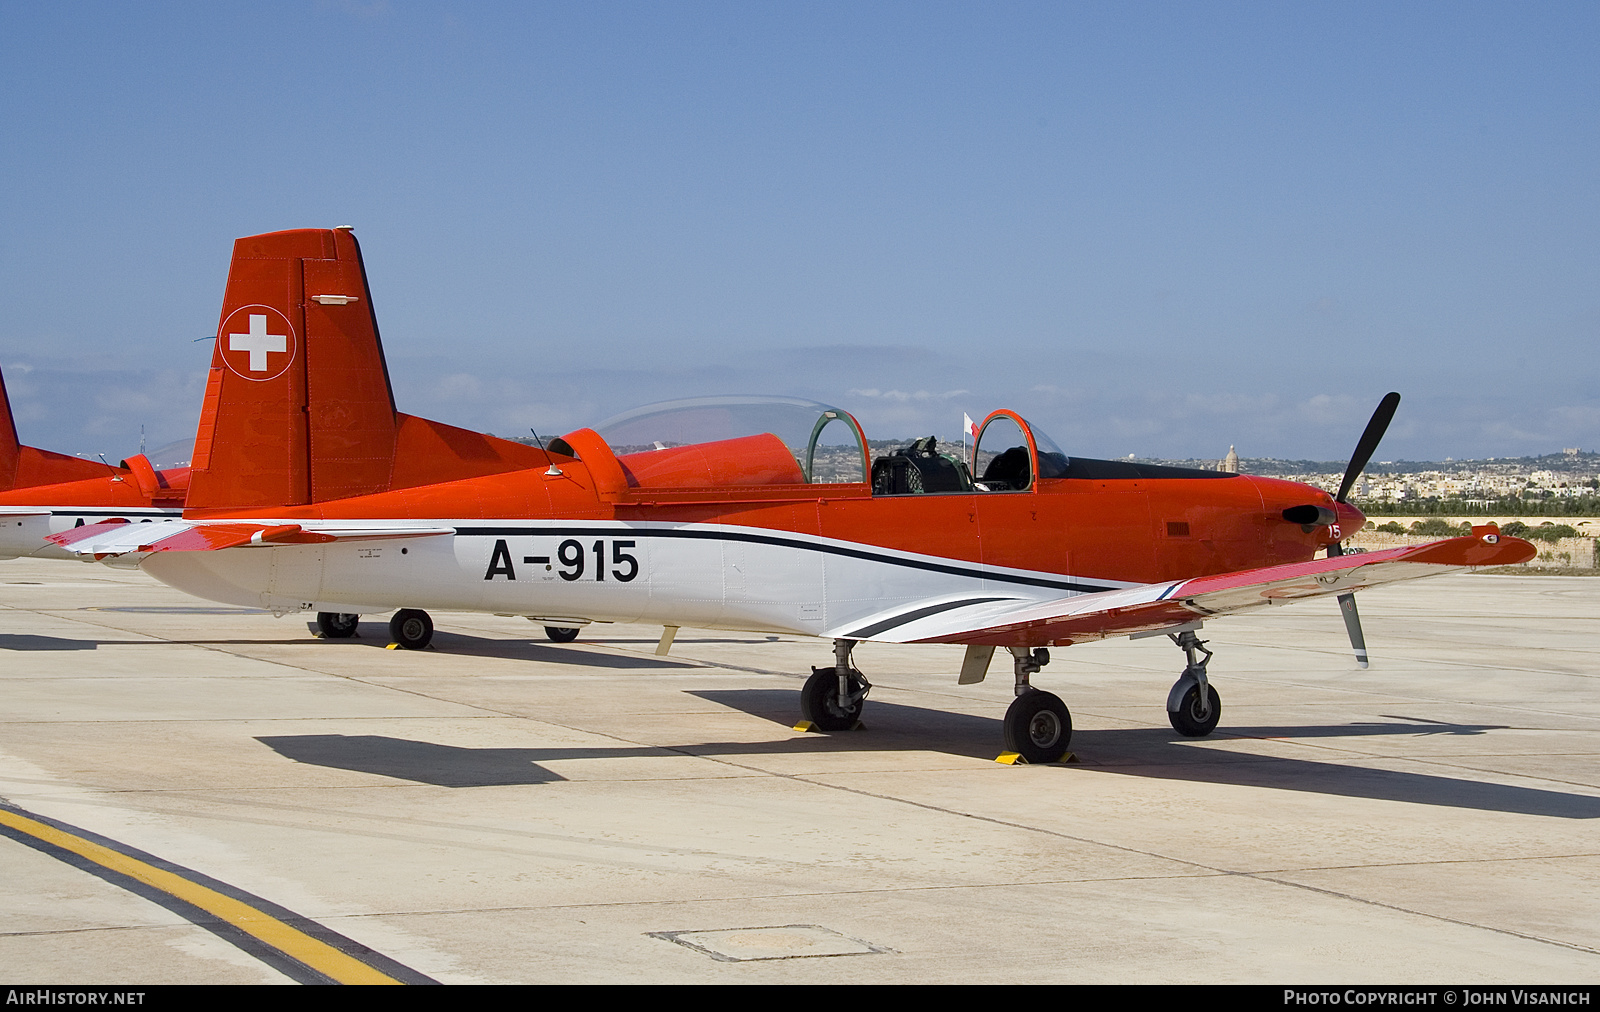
[[1220, 446, 1239, 474]]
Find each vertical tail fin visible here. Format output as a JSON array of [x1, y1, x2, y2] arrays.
[[186, 228, 548, 511], [0, 364, 119, 491], [187, 228, 398, 508], [0, 365, 20, 490]]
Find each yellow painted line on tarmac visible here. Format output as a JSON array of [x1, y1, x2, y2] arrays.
[[0, 808, 403, 985]]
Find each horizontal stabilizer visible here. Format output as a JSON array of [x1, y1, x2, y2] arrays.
[[48, 519, 453, 557]]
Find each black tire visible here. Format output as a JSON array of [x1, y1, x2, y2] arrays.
[[1002, 690, 1072, 763], [1168, 682, 1221, 737], [800, 666, 866, 732], [544, 626, 580, 643], [316, 612, 359, 639], [389, 609, 434, 650]]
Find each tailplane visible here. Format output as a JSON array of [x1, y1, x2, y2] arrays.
[[185, 228, 547, 510]]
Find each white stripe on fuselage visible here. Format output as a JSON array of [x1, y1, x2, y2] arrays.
[[137, 518, 1138, 639]]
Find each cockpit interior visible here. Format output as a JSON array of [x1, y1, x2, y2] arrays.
[[560, 395, 1228, 497]]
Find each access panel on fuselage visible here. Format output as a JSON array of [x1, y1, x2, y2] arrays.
[[987, 480, 1154, 584], [816, 493, 984, 621]]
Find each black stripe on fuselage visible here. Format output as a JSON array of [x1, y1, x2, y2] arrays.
[[844, 597, 1013, 639], [38, 509, 176, 517], [452, 524, 1117, 595]]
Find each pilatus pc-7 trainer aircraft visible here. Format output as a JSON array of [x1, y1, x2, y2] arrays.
[[52, 228, 1535, 763], [0, 366, 190, 556]]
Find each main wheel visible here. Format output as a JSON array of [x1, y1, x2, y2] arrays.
[[316, 612, 359, 639], [389, 609, 434, 650], [800, 666, 866, 732], [1002, 690, 1072, 763], [1168, 682, 1221, 737], [544, 626, 580, 643]]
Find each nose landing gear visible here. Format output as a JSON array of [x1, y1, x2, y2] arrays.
[[1166, 629, 1221, 736]]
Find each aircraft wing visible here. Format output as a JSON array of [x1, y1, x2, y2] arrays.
[[845, 532, 1536, 647], [47, 519, 454, 556]]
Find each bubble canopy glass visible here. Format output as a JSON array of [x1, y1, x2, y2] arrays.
[[593, 396, 870, 484]]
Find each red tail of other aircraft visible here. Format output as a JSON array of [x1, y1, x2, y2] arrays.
[[186, 228, 549, 510], [0, 369, 121, 491]]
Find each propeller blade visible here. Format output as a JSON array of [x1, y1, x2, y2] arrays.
[[1336, 391, 1400, 503], [1322, 394, 1395, 666], [1326, 541, 1370, 666], [1337, 591, 1369, 668]]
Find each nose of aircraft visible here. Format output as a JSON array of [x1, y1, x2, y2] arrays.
[[1334, 499, 1366, 540]]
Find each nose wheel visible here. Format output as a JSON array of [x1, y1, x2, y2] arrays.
[[1169, 682, 1221, 737], [1166, 629, 1221, 736]]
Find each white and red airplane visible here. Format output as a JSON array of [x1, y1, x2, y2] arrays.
[[0, 367, 192, 557], [51, 228, 1535, 762]]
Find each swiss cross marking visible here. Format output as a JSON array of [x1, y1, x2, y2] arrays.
[[229, 314, 287, 372]]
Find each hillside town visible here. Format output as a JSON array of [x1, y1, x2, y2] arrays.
[[1168, 447, 1600, 515]]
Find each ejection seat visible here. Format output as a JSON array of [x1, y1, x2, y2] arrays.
[[977, 446, 1032, 491], [871, 437, 973, 495]]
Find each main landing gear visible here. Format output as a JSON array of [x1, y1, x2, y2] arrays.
[[316, 612, 360, 638], [1002, 647, 1072, 764], [544, 626, 580, 643], [1166, 629, 1221, 737], [389, 609, 434, 650], [798, 628, 1226, 757], [316, 609, 436, 650], [800, 639, 872, 732]]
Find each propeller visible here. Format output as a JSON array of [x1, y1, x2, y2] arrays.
[[1326, 392, 1400, 668]]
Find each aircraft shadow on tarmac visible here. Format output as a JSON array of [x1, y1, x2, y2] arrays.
[[256, 689, 1600, 819], [0, 634, 99, 650], [297, 624, 704, 669]]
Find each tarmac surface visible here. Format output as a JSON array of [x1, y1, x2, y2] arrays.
[[0, 558, 1596, 983]]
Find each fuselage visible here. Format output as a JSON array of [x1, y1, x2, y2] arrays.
[[144, 452, 1361, 646]]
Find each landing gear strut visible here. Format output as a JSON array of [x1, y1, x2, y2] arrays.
[[1002, 646, 1071, 763], [1166, 629, 1221, 737], [316, 612, 359, 639], [389, 609, 434, 650], [800, 639, 871, 732]]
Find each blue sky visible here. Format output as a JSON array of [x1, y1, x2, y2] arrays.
[[2, 1, 1596, 463]]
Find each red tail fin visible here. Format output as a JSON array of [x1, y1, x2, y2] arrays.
[[186, 228, 547, 510], [0, 365, 118, 491]]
